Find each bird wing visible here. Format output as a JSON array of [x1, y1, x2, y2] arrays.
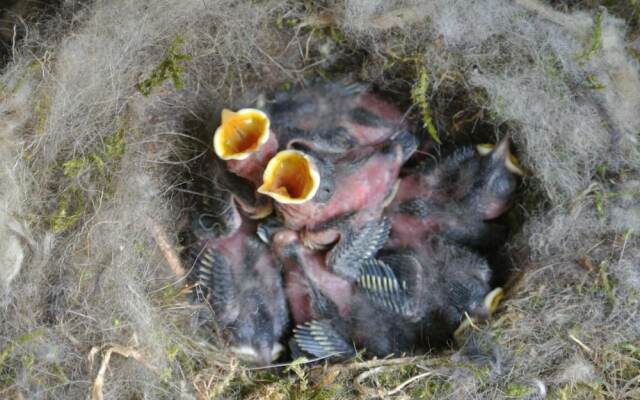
[[358, 258, 413, 318], [293, 319, 355, 359], [327, 217, 391, 281], [194, 246, 237, 322]]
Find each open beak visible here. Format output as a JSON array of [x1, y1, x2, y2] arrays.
[[476, 137, 524, 176], [257, 150, 320, 204], [213, 108, 271, 161]]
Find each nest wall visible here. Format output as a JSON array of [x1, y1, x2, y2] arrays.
[[0, 0, 639, 398]]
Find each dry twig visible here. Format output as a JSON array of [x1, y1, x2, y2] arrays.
[[90, 345, 153, 400], [146, 218, 186, 279]]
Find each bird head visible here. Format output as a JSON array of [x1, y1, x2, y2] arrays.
[[474, 136, 523, 219], [227, 300, 283, 366], [213, 108, 271, 161], [476, 135, 523, 177], [257, 149, 322, 204]]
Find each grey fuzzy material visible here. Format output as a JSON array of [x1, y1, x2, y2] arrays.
[[1, 0, 638, 398]]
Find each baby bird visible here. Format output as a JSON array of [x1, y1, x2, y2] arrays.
[[259, 132, 415, 280], [213, 108, 277, 187], [188, 192, 289, 366], [266, 81, 409, 154], [394, 136, 522, 217], [363, 240, 501, 347], [212, 82, 412, 209], [273, 230, 421, 359], [385, 136, 522, 250]]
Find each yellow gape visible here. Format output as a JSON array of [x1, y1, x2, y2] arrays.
[[213, 108, 270, 160], [258, 150, 320, 204], [483, 287, 504, 316], [476, 142, 524, 176]]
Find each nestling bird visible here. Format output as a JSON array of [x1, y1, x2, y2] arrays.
[[273, 230, 422, 359], [213, 108, 277, 187], [266, 81, 410, 154], [212, 81, 413, 219], [188, 192, 289, 366], [393, 135, 522, 218], [364, 240, 502, 347], [259, 132, 415, 280], [385, 136, 521, 250]]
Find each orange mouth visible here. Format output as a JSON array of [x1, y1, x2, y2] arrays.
[[257, 150, 320, 204], [214, 109, 270, 160]]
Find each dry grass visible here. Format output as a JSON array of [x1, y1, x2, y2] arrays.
[[0, 0, 638, 398]]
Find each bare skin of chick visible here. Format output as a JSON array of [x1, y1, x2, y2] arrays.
[[213, 81, 412, 212], [261, 134, 415, 280]]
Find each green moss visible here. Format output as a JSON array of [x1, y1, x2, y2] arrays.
[[375, 364, 418, 387], [553, 382, 606, 400], [136, 37, 191, 96], [0, 330, 44, 386], [586, 74, 605, 90], [410, 376, 451, 399], [10, 59, 41, 95], [591, 260, 616, 305], [577, 12, 603, 61], [543, 53, 562, 81], [601, 342, 640, 386], [593, 188, 605, 219], [104, 124, 126, 159], [62, 157, 92, 177], [50, 186, 85, 233], [411, 67, 441, 144], [33, 94, 50, 134], [285, 357, 309, 390], [51, 123, 128, 233], [504, 383, 534, 398]]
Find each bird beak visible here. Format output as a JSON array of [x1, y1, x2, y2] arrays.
[[272, 342, 285, 361], [454, 287, 505, 343], [257, 150, 320, 204], [228, 343, 281, 366], [476, 137, 524, 176], [231, 194, 273, 220], [213, 108, 271, 161], [483, 287, 504, 316]]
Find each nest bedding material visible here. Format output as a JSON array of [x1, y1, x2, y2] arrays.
[[0, 0, 639, 399]]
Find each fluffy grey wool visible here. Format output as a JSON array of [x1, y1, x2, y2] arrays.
[[1, 0, 638, 398]]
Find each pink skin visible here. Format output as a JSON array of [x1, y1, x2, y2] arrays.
[[359, 92, 403, 123], [343, 92, 405, 146], [386, 212, 440, 249], [273, 230, 354, 325], [390, 172, 465, 207], [336, 92, 405, 146], [275, 145, 403, 242], [478, 195, 511, 220], [225, 133, 278, 186]]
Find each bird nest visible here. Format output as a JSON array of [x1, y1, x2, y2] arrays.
[[1, 1, 639, 399]]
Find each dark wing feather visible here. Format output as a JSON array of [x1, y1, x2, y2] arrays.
[[358, 258, 411, 317], [194, 246, 235, 310], [327, 218, 391, 281], [293, 320, 355, 359]]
